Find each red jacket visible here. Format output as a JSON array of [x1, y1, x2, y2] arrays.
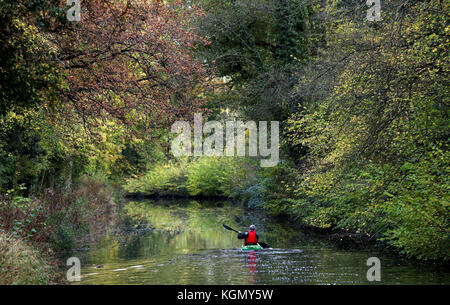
[[246, 230, 258, 244]]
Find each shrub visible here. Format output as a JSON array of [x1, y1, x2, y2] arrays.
[[380, 149, 450, 261], [283, 148, 450, 261], [241, 183, 264, 208], [124, 157, 259, 199], [124, 162, 188, 196], [0, 175, 117, 253]]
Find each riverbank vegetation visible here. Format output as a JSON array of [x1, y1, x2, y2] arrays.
[[0, 232, 56, 284], [191, 0, 449, 261], [125, 157, 259, 198], [0, 0, 448, 284]]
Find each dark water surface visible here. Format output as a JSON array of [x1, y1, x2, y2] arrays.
[[71, 199, 449, 285]]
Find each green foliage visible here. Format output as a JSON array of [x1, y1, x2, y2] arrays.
[[185, 157, 257, 197], [195, 0, 317, 121], [7, 196, 42, 241], [125, 157, 259, 199], [259, 160, 298, 215], [0, 185, 48, 244], [0, 0, 447, 282], [124, 161, 189, 197], [0, 111, 47, 193], [276, 0, 450, 261], [381, 148, 449, 260], [0, 1, 62, 116], [241, 183, 264, 208]]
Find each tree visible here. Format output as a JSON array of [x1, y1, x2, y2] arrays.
[[0, 0, 216, 191], [0, 0, 62, 117], [285, 0, 449, 260], [53, 0, 213, 135], [194, 0, 316, 122]]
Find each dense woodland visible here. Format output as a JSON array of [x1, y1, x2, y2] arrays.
[[0, 0, 448, 284]]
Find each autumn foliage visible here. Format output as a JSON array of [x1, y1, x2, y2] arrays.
[[52, 0, 212, 132]]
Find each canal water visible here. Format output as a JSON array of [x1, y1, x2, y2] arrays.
[[71, 199, 449, 284]]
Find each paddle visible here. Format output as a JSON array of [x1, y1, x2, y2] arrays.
[[222, 224, 270, 248], [222, 224, 239, 234]]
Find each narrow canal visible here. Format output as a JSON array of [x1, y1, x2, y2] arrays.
[[71, 199, 449, 284]]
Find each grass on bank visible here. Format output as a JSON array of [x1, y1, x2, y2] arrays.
[[0, 232, 56, 284]]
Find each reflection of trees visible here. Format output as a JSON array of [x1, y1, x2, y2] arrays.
[[118, 234, 146, 259], [104, 199, 248, 260]]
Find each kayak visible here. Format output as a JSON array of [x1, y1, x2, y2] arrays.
[[241, 244, 263, 251]]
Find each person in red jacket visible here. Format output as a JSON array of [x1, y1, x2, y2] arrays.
[[237, 225, 259, 245]]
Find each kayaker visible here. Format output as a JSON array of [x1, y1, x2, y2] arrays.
[[238, 225, 259, 245]]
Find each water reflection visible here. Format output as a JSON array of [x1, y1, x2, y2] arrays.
[[246, 251, 258, 284], [71, 199, 450, 285]]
